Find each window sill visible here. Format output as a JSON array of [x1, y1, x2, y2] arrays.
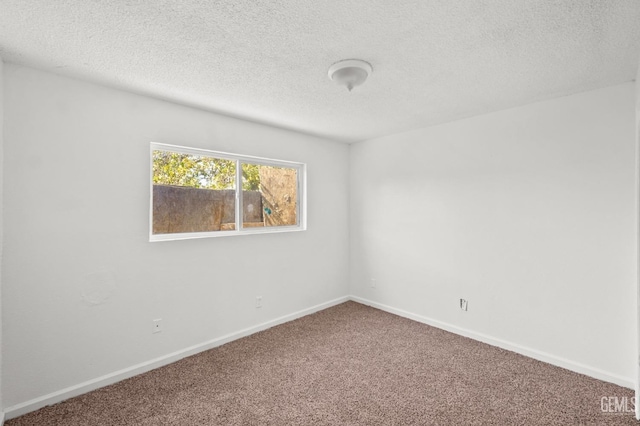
[[149, 225, 306, 242]]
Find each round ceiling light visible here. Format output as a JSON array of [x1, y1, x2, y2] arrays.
[[328, 59, 373, 92]]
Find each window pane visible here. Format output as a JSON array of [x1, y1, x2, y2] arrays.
[[152, 150, 236, 234], [241, 163, 298, 228]]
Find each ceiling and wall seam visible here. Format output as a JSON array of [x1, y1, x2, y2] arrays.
[[0, 0, 638, 143]]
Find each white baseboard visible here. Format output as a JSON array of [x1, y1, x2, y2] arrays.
[[350, 296, 634, 390], [5, 294, 633, 420], [3, 296, 349, 420]]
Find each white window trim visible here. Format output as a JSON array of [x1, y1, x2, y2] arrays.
[[149, 142, 307, 242]]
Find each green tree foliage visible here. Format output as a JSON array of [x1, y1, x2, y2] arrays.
[[152, 151, 260, 191], [241, 163, 260, 191]]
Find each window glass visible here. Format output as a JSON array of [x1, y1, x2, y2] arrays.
[[242, 163, 298, 228], [150, 143, 305, 241], [152, 150, 237, 234]]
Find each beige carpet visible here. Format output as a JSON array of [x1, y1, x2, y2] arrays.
[[7, 301, 637, 425]]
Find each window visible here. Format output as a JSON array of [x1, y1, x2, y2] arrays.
[[150, 143, 306, 241]]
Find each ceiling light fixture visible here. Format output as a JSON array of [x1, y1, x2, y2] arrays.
[[328, 59, 373, 92]]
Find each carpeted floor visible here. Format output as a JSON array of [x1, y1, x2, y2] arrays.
[[7, 301, 637, 425]]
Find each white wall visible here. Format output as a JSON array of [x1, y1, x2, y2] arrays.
[[636, 66, 640, 418], [2, 64, 349, 411], [0, 57, 5, 424], [350, 83, 637, 386]]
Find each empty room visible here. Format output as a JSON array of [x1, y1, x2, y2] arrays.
[[1, 1, 639, 425]]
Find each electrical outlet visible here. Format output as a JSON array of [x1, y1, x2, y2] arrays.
[[371, 278, 377, 289], [153, 318, 162, 334], [460, 299, 468, 311], [256, 296, 263, 308]]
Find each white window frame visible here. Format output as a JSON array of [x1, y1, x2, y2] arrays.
[[149, 142, 307, 242]]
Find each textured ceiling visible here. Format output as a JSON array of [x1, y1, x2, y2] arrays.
[[1, 0, 639, 143]]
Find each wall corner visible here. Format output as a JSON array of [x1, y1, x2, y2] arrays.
[[0, 56, 5, 422]]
